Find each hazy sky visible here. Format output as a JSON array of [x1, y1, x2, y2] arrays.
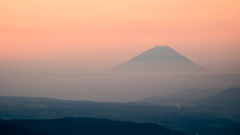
[[1, 0, 240, 72]]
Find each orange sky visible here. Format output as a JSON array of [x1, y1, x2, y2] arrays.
[[0, 0, 240, 72]]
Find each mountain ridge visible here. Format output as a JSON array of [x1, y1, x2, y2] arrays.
[[194, 87, 240, 106], [135, 88, 223, 106], [5, 117, 186, 135]]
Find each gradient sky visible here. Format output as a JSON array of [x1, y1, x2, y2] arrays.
[[1, 0, 240, 72]]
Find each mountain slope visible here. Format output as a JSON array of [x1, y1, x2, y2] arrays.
[[111, 46, 207, 72], [6, 117, 186, 135], [194, 87, 240, 106], [136, 88, 223, 106], [0, 119, 40, 135]]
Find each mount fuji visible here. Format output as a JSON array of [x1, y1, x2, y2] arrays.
[[110, 46, 207, 72]]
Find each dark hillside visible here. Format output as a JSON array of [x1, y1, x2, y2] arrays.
[[6, 117, 186, 135]]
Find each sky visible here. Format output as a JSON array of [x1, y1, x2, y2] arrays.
[[0, 0, 240, 72]]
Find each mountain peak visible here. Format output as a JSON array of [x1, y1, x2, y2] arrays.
[[151, 45, 170, 49], [110, 46, 207, 72], [153, 45, 168, 47]]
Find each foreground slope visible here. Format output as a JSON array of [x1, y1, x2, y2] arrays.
[[111, 46, 207, 72], [0, 119, 40, 135], [5, 117, 186, 135]]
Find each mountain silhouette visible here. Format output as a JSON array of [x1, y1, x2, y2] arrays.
[[136, 88, 223, 106], [194, 87, 240, 106], [5, 117, 186, 135], [111, 46, 207, 72], [0, 119, 40, 135]]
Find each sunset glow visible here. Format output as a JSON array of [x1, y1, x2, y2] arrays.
[[1, 0, 240, 72]]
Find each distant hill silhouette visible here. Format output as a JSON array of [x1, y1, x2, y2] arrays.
[[111, 46, 207, 72], [5, 117, 186, 135], [136, 88, 223, 106], [194, 87, 240, 106]]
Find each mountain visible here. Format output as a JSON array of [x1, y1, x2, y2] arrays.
[[110, 46, 207, 72], [136, 88, 223, 106], [5, 118, 186, 135], [194, 87, 240, 106], [192, 87, 240, 122], [0, 119, 40, 135]]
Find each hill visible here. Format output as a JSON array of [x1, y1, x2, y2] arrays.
[[194, 87, 240, 106], [136, 88, 223, 106], [0, 119, 40, 135], [5, 117, 186, 135]]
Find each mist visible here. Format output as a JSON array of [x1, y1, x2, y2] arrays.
[[1, 60, 239, 102], [1, 1, 240, 134]]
